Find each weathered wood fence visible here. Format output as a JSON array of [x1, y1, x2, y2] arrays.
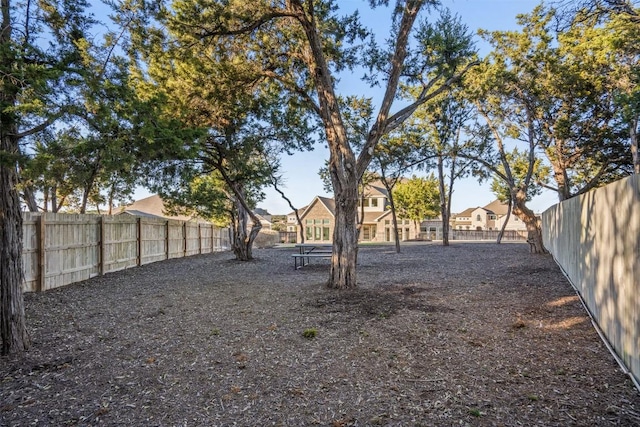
[[542, 174, 640, 388], [21, 213, 230, 293], [449, 229, 527, 241]]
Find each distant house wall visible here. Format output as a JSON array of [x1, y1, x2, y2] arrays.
[[300, 201, 334, 242], [542, 174, 640, 387], [495, 213, 527, 231]]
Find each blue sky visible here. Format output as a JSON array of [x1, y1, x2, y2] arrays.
[[256, 0, 557, 215]]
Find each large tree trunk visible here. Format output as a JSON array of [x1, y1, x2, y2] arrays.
[[1, 136, 31, 355], [328, 178, 359, 289], [512, 189, 547, 254], [230, 196, 261, 261]]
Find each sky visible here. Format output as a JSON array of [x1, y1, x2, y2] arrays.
[[254, 0, 560, 215], [129, 0, 559, 215]]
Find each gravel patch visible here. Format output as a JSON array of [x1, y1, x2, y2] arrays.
[[1, 242, 639, 426]]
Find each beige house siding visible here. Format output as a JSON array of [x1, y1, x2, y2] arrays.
[[299, 199, 334, 243], [453, 200, 529, 231]]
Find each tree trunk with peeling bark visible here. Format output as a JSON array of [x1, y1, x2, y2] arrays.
[[0, 133, 31, 355], [512, 190, 547, 254], [228, 189, 262, 261], [328, 173, 359, 288]]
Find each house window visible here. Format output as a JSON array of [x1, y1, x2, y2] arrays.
[[323, 219, 330, 224], [385, 220, 390, 225], [371, 198, 378, 207], [306, 219, 313, 224], [314, 226, 322, 240], [306, 227, 312, 240], [322, 227, 330, 240], [362, 199, 370, 207], [476, 214, 482, 221]]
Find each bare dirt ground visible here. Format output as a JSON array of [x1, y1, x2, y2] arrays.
[[1, 242, 639, 426]]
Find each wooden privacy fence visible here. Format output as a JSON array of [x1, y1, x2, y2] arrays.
[[542, 174, 640, 388], [449, 229, 526, 241], [21, 213, 231, 293]]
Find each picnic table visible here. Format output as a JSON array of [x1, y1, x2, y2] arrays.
[[292, 243, 333, 269]]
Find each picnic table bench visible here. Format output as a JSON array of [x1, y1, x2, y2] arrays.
[[292, 243, 332, 269]]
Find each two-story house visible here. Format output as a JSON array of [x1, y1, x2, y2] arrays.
[[286, 182, 427, 243], [452, 199, 527, 231]]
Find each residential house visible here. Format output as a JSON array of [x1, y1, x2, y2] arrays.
[[253, 208, 273, 230], [122, 195, 270, 230], [289, 182, 426, 243], [452, 200, 527, 231], [119, 194, 196, 221], [285, 207, 307, 233]]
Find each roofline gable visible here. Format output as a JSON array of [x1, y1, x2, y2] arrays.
[[299, 196, 335, 220]]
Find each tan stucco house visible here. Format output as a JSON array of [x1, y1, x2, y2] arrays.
[[452, 199, 528, 231]]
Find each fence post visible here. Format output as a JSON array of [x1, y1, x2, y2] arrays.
[[100, 216, 106, 275], [165, 220, 170, 260], [198, 223, 202, 254], [183, 222, 187, 257], [37, 214, 46, 293], [137, 217, 142, 266]]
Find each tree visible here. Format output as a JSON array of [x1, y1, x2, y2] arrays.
[[489, 7, 632, 202], [408, 90, 473, 245], [1, 0, 95, 354], [129, 7, 316, 260], [371, 132, 423, 252], [392, 175, 440, 232], [462, 48, 549, 253], [489, 149, 549, 243], [150, 0, 477, 288]]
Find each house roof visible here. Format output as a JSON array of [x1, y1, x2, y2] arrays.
[[300, 196, 336, 220], [482, 199, 509, 216], [316, 196, 336, 215], [454, 207, 479, 218], [119, 194, 196, 222], [254, 208, 271, 217], [364, 181, 389, 197], [361, 211, 390, 224], [287, 205, 307, 216]]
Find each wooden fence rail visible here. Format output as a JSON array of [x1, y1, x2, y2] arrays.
[[22, 213, 230, 293]]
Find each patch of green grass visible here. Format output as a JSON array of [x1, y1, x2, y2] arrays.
[[528, 394, 539, 401], [210, 328, 221, 336], [469, 408, 482, 417], [302, 328, 317, 339]]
